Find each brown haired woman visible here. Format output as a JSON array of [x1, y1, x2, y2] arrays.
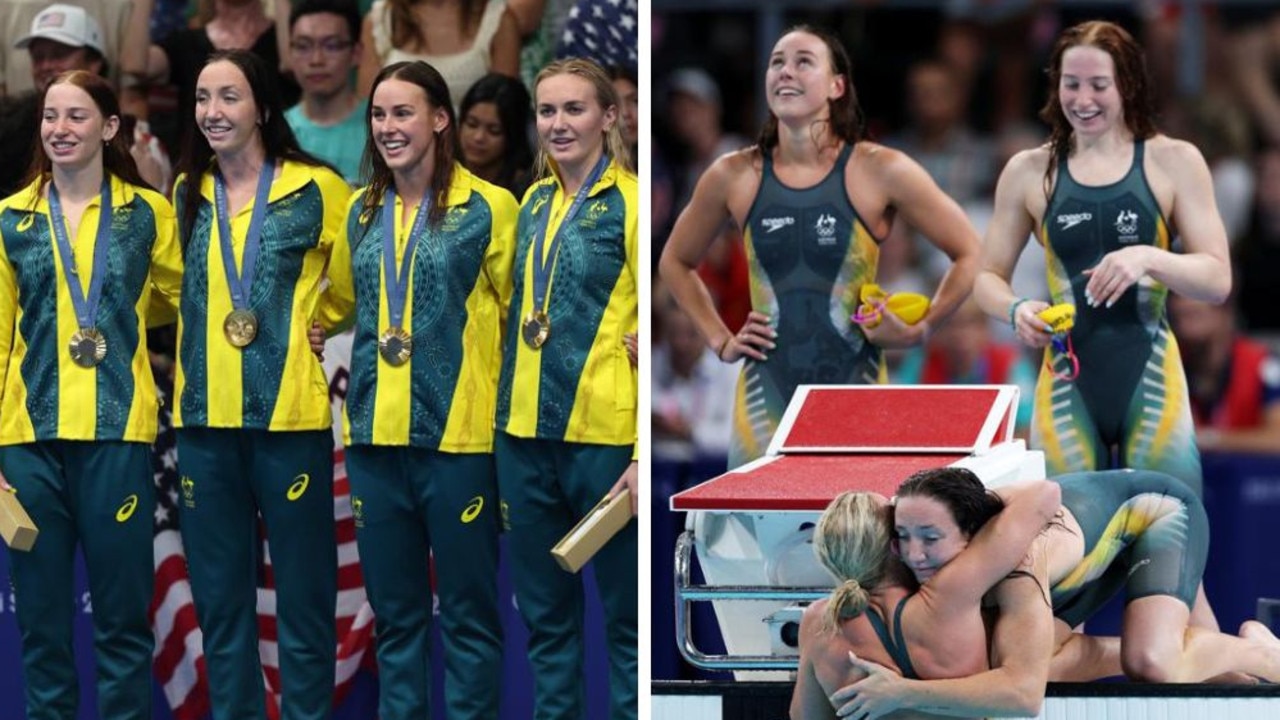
[[658, 25, 981, 469], [973, 19, 1232, 631]]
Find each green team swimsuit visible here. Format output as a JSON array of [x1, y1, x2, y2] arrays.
[[732, 145, 883, 467], [871, 469, 1207, 674], [1050, 469, 1208, 627], [1034, 140, 1201, 494]]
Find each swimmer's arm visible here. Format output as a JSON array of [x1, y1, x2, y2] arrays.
[[1150, 139, 1231, 304], [658, 153, 742, 357], [832, 577, 1050, 718], [791, 604, 839, 720], [975, 150, 1051, 344], [876, 148, 981, 337], [833, 658, 1045, 718], [927, 480, 1061, 610]]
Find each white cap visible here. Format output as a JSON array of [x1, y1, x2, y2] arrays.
[[667, 68, 721, 109], [14, 4, 106, 56]]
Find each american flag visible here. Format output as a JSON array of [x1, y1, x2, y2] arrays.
[[556, 0, 638, 71], [148, 339, 374, 719]]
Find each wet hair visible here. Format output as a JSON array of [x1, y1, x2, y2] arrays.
[[289, 0, 362, 40], [813, 491, 893, 634], [533, 57, 634, 178], [458, 72, 533, 195], [23, 70, 148, 200], [756, 25, 864, 155], [175, 50, 331, 244], [360, 61, 458, 229], [895, 467, 1005, 539], [1040, 20, 1156, 198]]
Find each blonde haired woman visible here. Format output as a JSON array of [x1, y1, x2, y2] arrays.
[[495, 57, 637, 720]]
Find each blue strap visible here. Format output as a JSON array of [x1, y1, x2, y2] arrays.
[[213, 160, 275, 312], [379, 189, 432, 329], [531, 154, 609, 314], [48, 178, 113, 328]]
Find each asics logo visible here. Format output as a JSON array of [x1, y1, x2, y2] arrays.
[[461, 496, 484, 523], [286, 474, 310, 501], [116, 494, 139, 522], [761, 216, 795, 233], [1056, 212, 1092, 230]]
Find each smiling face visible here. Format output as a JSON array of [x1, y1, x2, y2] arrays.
[[1058, 45, 1124, 137], [370, 77, 448, 175], [535, 72, 615, 175], [195, 60, 263, 158], [41, 81, 117, 172], [765, 30, 845, 122], [892, 494, 970, 583]]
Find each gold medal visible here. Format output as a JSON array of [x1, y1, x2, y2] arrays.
[[223, 309, 259, 347], [521, 311, 550, 349], [378, 326, 413, 366], [69, 327, 107, 367]]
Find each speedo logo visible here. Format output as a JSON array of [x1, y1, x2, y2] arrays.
[[116, 494, 139, 522], [1056, 212, 1092, 230], [461, 496, 484, 523], [286, 474, 310, 501], [761, 216, 795, 233]]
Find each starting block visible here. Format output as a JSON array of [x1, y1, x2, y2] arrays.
[[670, 385, 1044, 676]]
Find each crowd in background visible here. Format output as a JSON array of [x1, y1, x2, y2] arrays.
[[0, 0, 638, 200], [651, 2, 1280, 473]]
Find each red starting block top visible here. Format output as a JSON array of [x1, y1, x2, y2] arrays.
[[769, 385, 1016, 455], [670, 453, 968, 512]]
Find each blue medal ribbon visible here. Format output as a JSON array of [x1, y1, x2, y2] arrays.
[[213, 160, 275, 312], [379, 189, 433, 330], [531, 154, 609, 315], [49, 178, 112, 330]]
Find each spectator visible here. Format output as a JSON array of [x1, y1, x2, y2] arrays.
[[653, 304, 739, 464], [285, 0, 367, 186], [664, 67, 749, 212], [357, 0, 521, 110], [457, 72, 533, 197], [936, 0, 1043, 132], [120, 0, 301, 155], [888, 59, 996, 207], [2, 4, 171, 196], [510, 0, 574, 90], [1223, 7, 1280, 148], [887, 59, 996, 281], [0, 0, 131, 97], [1237, 146, 1280, 332], [609, 64, 638, 167], [1170, 292, 1280, 455]]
